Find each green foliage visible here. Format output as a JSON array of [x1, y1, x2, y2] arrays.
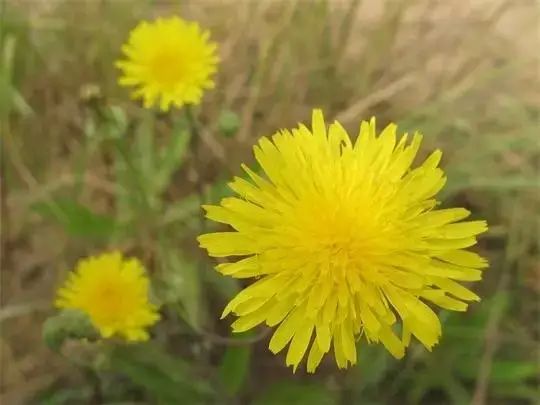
[[253, 381, 337, 405], [155, 244, 203, 331], [487, 360, 539, 384], [390, 294, 538, 405], [218, 333, 252, 396], [156, 122, 191, 192], [0, 34, 32, 119], [109, 343, 214, 404], [43, 309, 98, 352], [345, 344, 393, 402], [0, 9, 33, 120], [38, 387, 93, 405], [204, 266, 241, 303], [113, 113, 191, 216], [32, 198, 119, 240]]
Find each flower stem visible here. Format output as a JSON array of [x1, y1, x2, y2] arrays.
[[184, 106, 206, 233]]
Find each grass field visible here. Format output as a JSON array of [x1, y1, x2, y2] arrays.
[[2, 0, 539, 404]]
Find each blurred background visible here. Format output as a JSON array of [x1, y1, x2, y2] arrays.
[[1, 0, 539, 404]]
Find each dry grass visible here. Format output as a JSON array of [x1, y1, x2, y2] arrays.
[[2, 0, 539, 403]]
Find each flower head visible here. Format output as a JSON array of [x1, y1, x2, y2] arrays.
[[116, 16, 219, 111], [56, 251, 159, 341], [198, 109, 488, 372]]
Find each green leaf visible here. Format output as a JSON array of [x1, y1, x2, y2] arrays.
[[135, 111, 155, 173], [354, 344, 391, 390], [113, 136, 150, 215], [109, 343, 213, 404], [253, 381, 337, 405], [443, 377, 471, 405], [489, 360, 539, 383], [205, 266, 241, 302], [104, 105, 128, 139], [491, 383, 540, 401], [37, 387, 93, 405], [32, 198, 117, 239], [218, 333, 252, 396], [0, 34, 32, 119], [155, 245, 202, 331], [161, 193, 201, 227], [155, 123, 191, 194]]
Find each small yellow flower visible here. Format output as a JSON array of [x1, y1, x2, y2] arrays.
[[56, 252, 159, 341], [198, 109, 488, 373], [116, 16, 219, 111]]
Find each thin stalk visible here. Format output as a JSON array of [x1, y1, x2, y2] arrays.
[[184, 106, 206, 233]]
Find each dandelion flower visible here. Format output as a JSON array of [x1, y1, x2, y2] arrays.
[[198, 109, 488, 372], [56, 251, 159, 341], [116, 16, 219, 111]]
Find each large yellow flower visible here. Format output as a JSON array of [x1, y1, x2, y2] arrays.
[[116, 16, 219, 111], [56, 252, 159, 341], [198, 110, 488, 372]]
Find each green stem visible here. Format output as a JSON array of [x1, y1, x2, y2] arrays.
[[184, 106, 206, 233], [183, 106, 211, 368], [112, 134, 152, 214]]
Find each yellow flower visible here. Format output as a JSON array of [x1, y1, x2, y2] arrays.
[[56, 252, 160, 341], [116, 16, 219, 111], [198, 109, 488, 373]]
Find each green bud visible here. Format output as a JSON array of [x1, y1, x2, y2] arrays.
[[42, 309, 98, 352], [218, 110, 241, 138]]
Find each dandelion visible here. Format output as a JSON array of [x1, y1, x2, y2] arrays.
[[56, 251, 159, 342], [116, 16, 219, 111], [198, 109, 488, 372]]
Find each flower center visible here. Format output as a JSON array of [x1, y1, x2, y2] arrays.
[[301, 212, 361, 268], [149, 50, 188, 87], [297, 199, 386, 275], [319, 232, 360, 271], [88, 280, 136, 322]]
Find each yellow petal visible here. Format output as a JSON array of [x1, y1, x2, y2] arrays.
[[430, 277, 480, 301], [216, 256, 260, 278], [421, 149, 442, 170], [315, 320, 331, 353], [378, 325, 405, 359], [405, 299, 442, 335], [405, 315, 440, 350], [402, 322, 411, 346], [322, 294, 338, 325], [436, 250, 488, 269], [286, 321, 314, 371], [228, 176, 266, 206], [333, 326, 348, 369], [269, 306, 305, 354], [233, 296, 269, 316], [340, 321, 357, 363], [426, 237, 477, 250], [197, 232, 259, 257], [425, 261, 483, 281], [422, 290, 468, 312], [386, 132, 422, 180], [306, 341, 325, 373], [265, 297, 294, 326], [311, 109, 327, 140], [328, 121, 352, 157], [359, 303, 381, 335], [433, 220, 488, 239], [231, 302, 271, 333], [416, 208, 471, 227]]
